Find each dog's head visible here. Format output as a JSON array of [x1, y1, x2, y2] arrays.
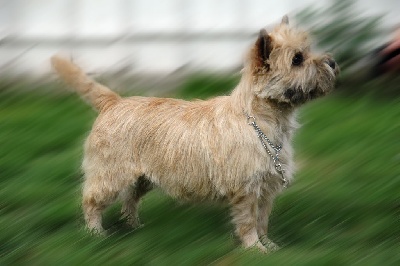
[[247, 16, 339, 107]]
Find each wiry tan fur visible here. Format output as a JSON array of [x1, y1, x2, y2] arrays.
[[51, 16, 339, 253]]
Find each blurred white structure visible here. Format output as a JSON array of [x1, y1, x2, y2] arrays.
[[0, 0, 398, 77]]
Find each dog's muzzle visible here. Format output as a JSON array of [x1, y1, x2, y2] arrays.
[[326, 59, 336, 70]]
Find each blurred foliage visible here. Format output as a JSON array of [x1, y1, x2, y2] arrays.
[[175, 73, 239, 100], [296, 0, 384, 73], [296, 0, 400, 98], [169, 0, 398, 100], [1, 74, 399, 264]]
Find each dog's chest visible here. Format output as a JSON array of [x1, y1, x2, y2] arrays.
[[251, 120, 296, 186]]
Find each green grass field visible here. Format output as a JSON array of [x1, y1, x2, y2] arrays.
[[1, 78, 399, 265]]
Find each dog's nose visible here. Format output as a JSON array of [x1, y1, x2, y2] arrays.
[[326, 59, 336, 70]]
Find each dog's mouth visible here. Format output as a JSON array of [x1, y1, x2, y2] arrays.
[[283, 87, 323, 105]]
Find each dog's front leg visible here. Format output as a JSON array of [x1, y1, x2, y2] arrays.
[[257, 194, 273, 237], [257, 194, 280, 252], [230, 193, 267, 252]]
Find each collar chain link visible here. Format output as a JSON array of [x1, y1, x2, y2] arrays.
[[245, 113, 289, 188]]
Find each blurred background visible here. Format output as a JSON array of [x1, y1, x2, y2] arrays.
[[1, 0, 399, 265], [0, 0, 398, 78]]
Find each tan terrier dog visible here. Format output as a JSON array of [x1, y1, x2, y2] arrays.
[[51, 16, 339, 253]]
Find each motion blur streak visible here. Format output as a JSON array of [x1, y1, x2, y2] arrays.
[[1, 0, 399, 264]]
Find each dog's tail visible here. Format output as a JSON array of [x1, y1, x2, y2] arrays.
[[51, 56, 120, 112]]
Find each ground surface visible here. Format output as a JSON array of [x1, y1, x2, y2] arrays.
[[1, 77, 399, 265]]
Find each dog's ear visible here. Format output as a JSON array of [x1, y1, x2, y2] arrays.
[[255, 29, 272, 68], [281, 15, 289, 25]]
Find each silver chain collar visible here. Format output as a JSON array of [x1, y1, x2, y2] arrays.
[[245, 113, 289, 188]]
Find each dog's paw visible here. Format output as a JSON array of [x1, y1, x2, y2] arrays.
[[246, 241, 271, 254], [86, 227, 106, 236], [245, 240, 278, 254], [123, 216, 143, 229], [259, 235, 280, 253]]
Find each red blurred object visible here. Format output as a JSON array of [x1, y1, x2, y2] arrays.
[[376, 28, 400, 74]]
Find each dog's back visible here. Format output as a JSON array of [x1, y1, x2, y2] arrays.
[[83, 94, 269, 201]]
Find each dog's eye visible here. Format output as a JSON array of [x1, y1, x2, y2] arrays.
[[292, 52, 304, 66]]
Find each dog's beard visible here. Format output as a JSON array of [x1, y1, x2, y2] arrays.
[[270, 65, 336, 106], [283, 86, 325, 105]]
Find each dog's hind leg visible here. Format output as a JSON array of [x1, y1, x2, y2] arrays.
[[120, 176, 154, 228], [82, 173, 127, 235]]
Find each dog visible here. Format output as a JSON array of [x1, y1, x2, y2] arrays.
[[51, 16, 339, 253]]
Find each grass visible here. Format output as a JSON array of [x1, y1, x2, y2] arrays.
[[0, 78, 399, 265]]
